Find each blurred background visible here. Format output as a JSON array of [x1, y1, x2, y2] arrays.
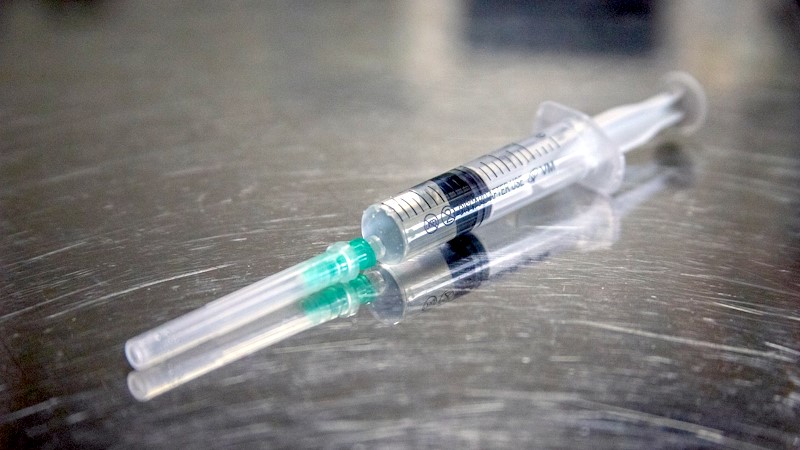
[[2, 1, 799, 448]]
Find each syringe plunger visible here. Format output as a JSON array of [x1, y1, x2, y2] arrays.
[[361, 72, 706, 263]]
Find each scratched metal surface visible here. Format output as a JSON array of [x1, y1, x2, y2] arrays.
[[2, 1, 799, 448]]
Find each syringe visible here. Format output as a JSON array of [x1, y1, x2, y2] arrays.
[[126, 157, 686, 401], [125, 72, 706, 370]]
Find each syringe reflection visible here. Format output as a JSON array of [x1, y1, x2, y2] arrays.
[[369, 147, 690, 324], [128, 147, 690, 401]]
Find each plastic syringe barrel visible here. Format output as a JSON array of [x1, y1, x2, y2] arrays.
[[362, 72, 706, 264]]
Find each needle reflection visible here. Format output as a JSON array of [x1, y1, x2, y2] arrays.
[[128, 145, 691, 401]]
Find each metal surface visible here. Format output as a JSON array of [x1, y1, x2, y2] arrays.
[[2, 1, 799, 448]]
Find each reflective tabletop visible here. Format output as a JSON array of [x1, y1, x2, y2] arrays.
[[2, 1, 799, 448]]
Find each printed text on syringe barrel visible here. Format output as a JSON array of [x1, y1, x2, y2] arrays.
[[380, 119, 587, 251]]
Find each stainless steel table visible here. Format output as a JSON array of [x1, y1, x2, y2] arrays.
[[2, 1, 799, 448]]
